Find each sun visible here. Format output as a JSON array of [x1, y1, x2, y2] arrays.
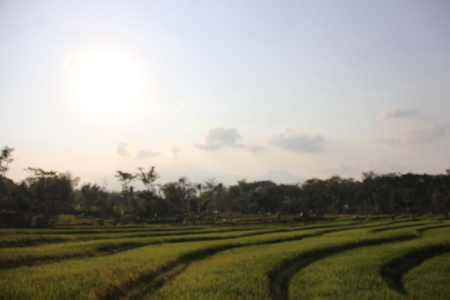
[[72, 51, 142, 117]]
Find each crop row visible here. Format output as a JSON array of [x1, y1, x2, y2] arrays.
[[0, 220, 388, 269], [0, 218, 448, 299], [289, 226, 450, 300], [146, 227, 426, 299], [0, 224, 294, 248]]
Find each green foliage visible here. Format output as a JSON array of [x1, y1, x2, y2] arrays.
[[0, 146, 14, 175], [0, 146, 14, 204], [137, 167, 159, 190], [25, 168, 79, 227]]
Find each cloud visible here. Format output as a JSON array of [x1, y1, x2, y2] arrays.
[[195, 128, 244, 151], [382, 123, 450, 146], [137, 149, 160, 159], [404, 123, 450, 143], [246, 143, 265, 153], [267, 129, 325, 153], [172, 145, 181, 156], [380, 108, 418, 120], [116, 143, 130, 157], [381, 138, 401, 146]]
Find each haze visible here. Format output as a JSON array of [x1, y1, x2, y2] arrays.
[[1, 0, 449, 189]]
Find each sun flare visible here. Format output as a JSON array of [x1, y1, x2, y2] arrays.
[[72, 51, 141, 117]]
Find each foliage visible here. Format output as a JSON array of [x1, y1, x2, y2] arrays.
[[0, 146, 14, 204], [24, 168, 79, 227], [2, 145, 450, 226]]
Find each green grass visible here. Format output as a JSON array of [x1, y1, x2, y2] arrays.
[[289, 225, 450, 300], [0, 219, 379, 269], [0, 218, 447, 300], [145, 224, 429, 300], [404, 251, 450, 300], [0, 220, 381, 299], [0, 226, 307, 269], [0, 225, 273, 247]]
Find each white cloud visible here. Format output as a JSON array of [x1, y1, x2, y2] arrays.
[[195, 128, 244, 151], [137, 149, 160, 159], [380, 108, 419, 120], [382, 122, 450, 146], [116, 143, 130, 157], [267, 129, 325, 153]]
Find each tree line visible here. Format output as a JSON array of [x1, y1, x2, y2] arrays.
[[0, 146, 449, 227]]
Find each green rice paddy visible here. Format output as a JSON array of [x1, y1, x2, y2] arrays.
[[0, 217, 448, 299]]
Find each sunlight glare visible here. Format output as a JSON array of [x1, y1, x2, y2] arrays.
[[72, 51, 142, 117], [62, 53, 73, 68]]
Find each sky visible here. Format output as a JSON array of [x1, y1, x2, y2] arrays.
[[1, 0, 450, 190]]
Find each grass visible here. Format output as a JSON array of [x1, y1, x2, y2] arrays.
[[0, 225, 274, 247], [0, 219, 378, 269], [0, 219, 379, 299], [403, 251, 450, 300], [289, 225, 450, 300], [144, 223, 431, 300], [0, 217, 447, 300]]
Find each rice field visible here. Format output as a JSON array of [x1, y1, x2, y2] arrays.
[[0, 216, 449, 300]]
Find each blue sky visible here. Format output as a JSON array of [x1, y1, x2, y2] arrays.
[[1, 0, 450, 189]]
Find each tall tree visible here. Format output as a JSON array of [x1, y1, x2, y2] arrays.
[[431, 169, 450, 220], [80, 183, 102, 212], [25, 168, 78, 227], [115, 171, 136, 199], [137, 166, 159, 191], [0, 146, 14, 203]]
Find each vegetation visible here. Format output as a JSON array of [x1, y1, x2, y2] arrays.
[[289, 226, 450, 300], [0, 217, 449, 299], [404, 249, 450, 300], [1, 146, 450, 228], [1, 145, 449, 298]]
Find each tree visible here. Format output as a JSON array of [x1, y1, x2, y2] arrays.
[[0, 146, 14, 176], [390, 189, 403, 216], [115, 171, 136, 200], [132, 167, 160, 223], [0, 146, 14, 203], [137, 166, 159, 191], [201, 179, 227, 223], [431, 169, 450, 220], [160, 177, 197, 222], [80, 183, 102, 212], [301, 178, 327, 217], [25, 168, 79, 227]]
